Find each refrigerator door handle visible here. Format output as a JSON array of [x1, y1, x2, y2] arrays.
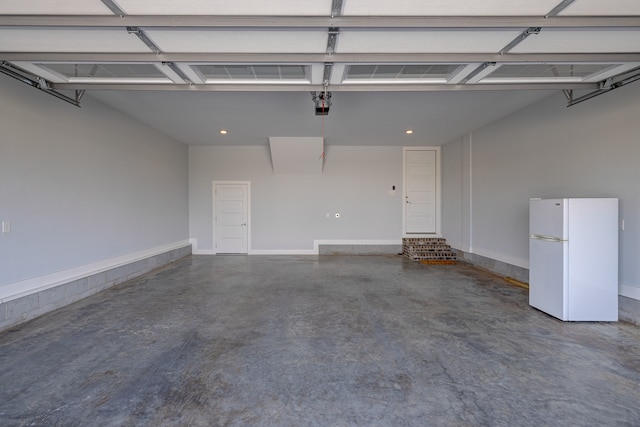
[[530, 233, 567, 243]]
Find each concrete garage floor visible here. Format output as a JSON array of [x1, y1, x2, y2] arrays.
[[1, 255, 640, 426]]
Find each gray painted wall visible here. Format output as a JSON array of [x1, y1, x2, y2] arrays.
[[442, 82, 640, 299], [442, 133, 472, 253], [0, 77, 189, 287], [189, 145, 403, 252]]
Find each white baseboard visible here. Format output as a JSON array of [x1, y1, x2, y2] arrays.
[[448, 242, 471, 253], [313, 239, 402, 253], [620, 284, 640, 301], [249, 249, 317, 255], [191, 239, 403, 256], [192, 250, 216, 255], [458, 245, 635, 301], [251, 240, 402, 255], [0, 240, 191, 303], [467, 246, 529, 269]]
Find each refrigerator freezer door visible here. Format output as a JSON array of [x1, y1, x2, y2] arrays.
[[529, 237, 567, 320], [529, 198, 567, 239]]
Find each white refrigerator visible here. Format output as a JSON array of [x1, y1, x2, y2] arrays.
[[529, 198, 618, 321]]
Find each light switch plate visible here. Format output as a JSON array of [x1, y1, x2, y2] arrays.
[[2, 221, 11, 233]]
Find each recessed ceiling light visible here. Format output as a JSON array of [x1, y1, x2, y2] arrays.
[[405, 129, 414, 135], [219, 129, 228, 135]]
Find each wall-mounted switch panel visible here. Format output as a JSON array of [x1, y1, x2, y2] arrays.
[[2, 221, 11, 233]]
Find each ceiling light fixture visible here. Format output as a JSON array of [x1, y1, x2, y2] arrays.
[[405, 129, 414, 135], [219, 129, 228, 135]]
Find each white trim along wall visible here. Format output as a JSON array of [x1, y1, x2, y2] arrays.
[[442, 83, 640, 302], [0, 241, 191, 304], [189, 145, 405, 254], [1, 72, 190, 330]]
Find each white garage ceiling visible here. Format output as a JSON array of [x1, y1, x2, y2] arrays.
[[1, 0, 639, 146]]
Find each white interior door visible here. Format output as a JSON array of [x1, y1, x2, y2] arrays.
[[404, 148, 439, 234], [215, 183, 249, 254]]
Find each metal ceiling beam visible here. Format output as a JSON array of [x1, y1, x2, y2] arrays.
[[0, 61, 81, 106], [322, 0, 344, 83], [498, 27, 541, 55], [322, 63, 333, 83], [4, 52, 640, 64], [326, 27, 339, 55], [100, 0, 126, 17], [546, 0, 577, 18], [331, 0, 344, 18], [461, 25, 542, 84], [50, 82, 598, 92], [126, 26, 161, 54], [463, 26, 543, 84], [1, 15, 639, 28], [464, 63, 499, 84], [567, 68, 640, 107], [159, 62, 189, 84]]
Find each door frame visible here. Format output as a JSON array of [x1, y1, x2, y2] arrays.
[[402, 146, 442, 237], [212, 181, 251, 254]]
